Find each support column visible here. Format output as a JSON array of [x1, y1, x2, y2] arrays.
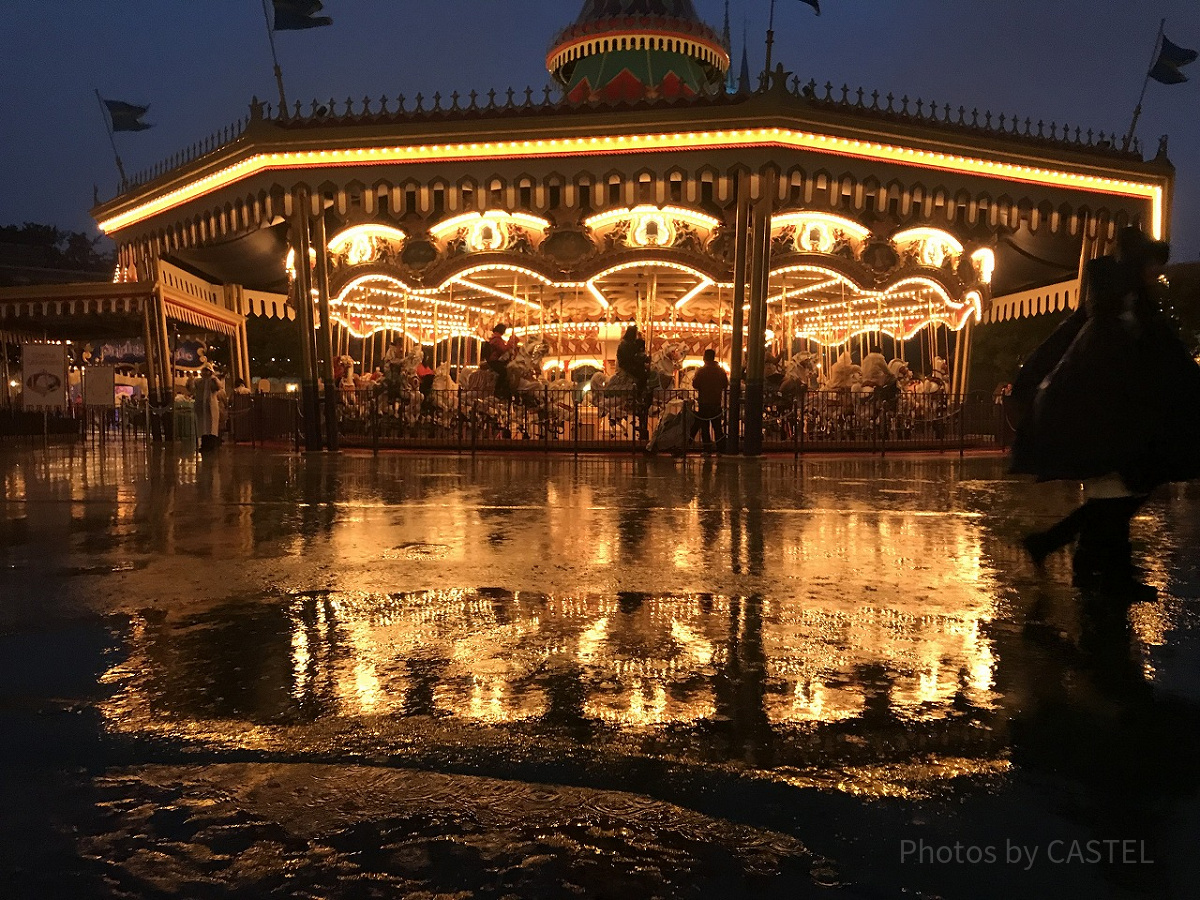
[[726, 171, 751, 453], [310, 207, 339, 452], [743, 169, 777, 457], [291, 187, 322, 451], [146, 249, 174, 442]]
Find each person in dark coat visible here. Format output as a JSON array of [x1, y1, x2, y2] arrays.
[[688, 349, 729, 452], [616, 325, 651, 441], [483, 323, 517, 400], [1013, 227, 1200, 590]]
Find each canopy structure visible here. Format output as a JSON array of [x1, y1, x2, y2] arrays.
[[303, 207, 988, 377]]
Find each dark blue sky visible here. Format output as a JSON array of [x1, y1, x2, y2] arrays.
[[3, 1, 1197, 258]]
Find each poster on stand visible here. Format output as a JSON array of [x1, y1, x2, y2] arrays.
[[21, 344, 68, 410], [84, 366, 117, 408]]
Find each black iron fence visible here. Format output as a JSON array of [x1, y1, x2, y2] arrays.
[[317, 386, 1004, 454], [2, 389, 1007, 454]]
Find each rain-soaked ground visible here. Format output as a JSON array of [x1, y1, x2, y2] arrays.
[[2, 445, 1199, 899]]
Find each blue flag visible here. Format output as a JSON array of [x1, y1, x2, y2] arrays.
[[797, 0, 820, 14], [103, 99, 151, 132], [273, 0, 332, 31], [1149, 34, 1197, 84]]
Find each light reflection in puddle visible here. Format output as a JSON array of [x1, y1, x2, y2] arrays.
[[103, 582, 1002, 776]]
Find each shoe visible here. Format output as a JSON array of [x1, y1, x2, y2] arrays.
[[1022, 532, 1055, 568], [1074, 569, 1158, 602]]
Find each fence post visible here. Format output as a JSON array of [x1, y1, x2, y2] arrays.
[[574, 393, 580, 456], [544, 385, 550, 453], [959, 392, 967, 458]]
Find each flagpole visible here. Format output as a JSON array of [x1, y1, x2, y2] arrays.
[[260, 0, 290, 118], [1123, 17, 1166, 152], [94, 89, 128, 190], [763, 0, 777, 85]]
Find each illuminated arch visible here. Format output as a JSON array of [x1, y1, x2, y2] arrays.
[[327, 223, 407, 252], [773, 211, 871, 254], [584, 205, 720, 250], [429, 211, 551, 252], [892, 227, 964, 268]]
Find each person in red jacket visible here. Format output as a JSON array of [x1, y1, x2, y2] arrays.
[[688, 349, 729, 452]]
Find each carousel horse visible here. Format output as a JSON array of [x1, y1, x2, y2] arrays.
[[781, 352, 820, 397], [431, 362, 458, 415], [822, 351, 861, 391], [649, 342, 688, 393], [378, 346, 424, 419]]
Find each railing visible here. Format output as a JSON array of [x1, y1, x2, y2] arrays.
[[0, 401, 152, 444], [228, 394, 303, 449], [319, 387, 1002, 454]]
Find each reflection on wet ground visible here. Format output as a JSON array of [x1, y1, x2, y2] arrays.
[[2, 445, 1200, 898]]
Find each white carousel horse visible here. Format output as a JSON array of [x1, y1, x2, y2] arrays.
[[431, 362, 458, 415], [379, 346, 424, 418], [781, 352, 820, 396], [822, 351, 861, 391]]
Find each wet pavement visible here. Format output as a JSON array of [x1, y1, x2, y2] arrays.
[[2, 445, 1199, 899]]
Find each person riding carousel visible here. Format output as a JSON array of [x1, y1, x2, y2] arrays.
[[617, 325, 651, 441], [483, 323, 518, 399]]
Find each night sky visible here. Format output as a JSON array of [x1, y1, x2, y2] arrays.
[[3, 0, 1198, 259]]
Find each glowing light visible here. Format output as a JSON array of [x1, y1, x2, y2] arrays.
[[328, 224, 407, 252], [971, 248, 995, 285], [429, 211, 550, 251], [98, 132, 1166, 239], [774, 212, 871, 253], [893, 227, 964, 267], [584, 205, 719, 234], [674, 278, 714, 310]]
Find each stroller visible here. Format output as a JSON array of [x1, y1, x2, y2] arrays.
[[647, 398, 696, 454]]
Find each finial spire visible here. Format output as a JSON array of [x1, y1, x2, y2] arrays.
[[738, 19, 752, 94]]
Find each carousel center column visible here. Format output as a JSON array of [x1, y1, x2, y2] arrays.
[[726, 170, 751, 454], [743, 167, 777, 457]]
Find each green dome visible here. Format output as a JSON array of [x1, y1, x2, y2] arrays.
[[548, 0, 729, 103]]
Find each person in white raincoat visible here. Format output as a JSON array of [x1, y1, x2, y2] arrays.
[[193, 367, 226, 455]]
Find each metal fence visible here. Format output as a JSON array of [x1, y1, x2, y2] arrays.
[[2, 389, 1006, 455], [0, 402, 151, 445], [321, 386, 1004, 454], [228, 394, 303, 449]]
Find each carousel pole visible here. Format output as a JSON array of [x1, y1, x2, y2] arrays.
[[290, 187, 321, 451], [727, 170, 751, 452], [310, 202, 338, 452], [744, 167, 777, 456]]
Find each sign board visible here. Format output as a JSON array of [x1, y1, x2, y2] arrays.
[[21, 344, 68, 410], [83, 366, 117, 408]]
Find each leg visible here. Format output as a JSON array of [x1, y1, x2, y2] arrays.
[[1024, 501, 1097, 567]]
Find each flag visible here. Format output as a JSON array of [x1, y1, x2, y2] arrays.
[[273, 0, 332, 31], [1149, 34, 1197, 84], [103, 99, 151, 132], [797, 0, 820, 14]]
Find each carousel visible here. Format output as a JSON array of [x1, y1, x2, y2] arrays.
[[87, 0, 1172, 450]]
